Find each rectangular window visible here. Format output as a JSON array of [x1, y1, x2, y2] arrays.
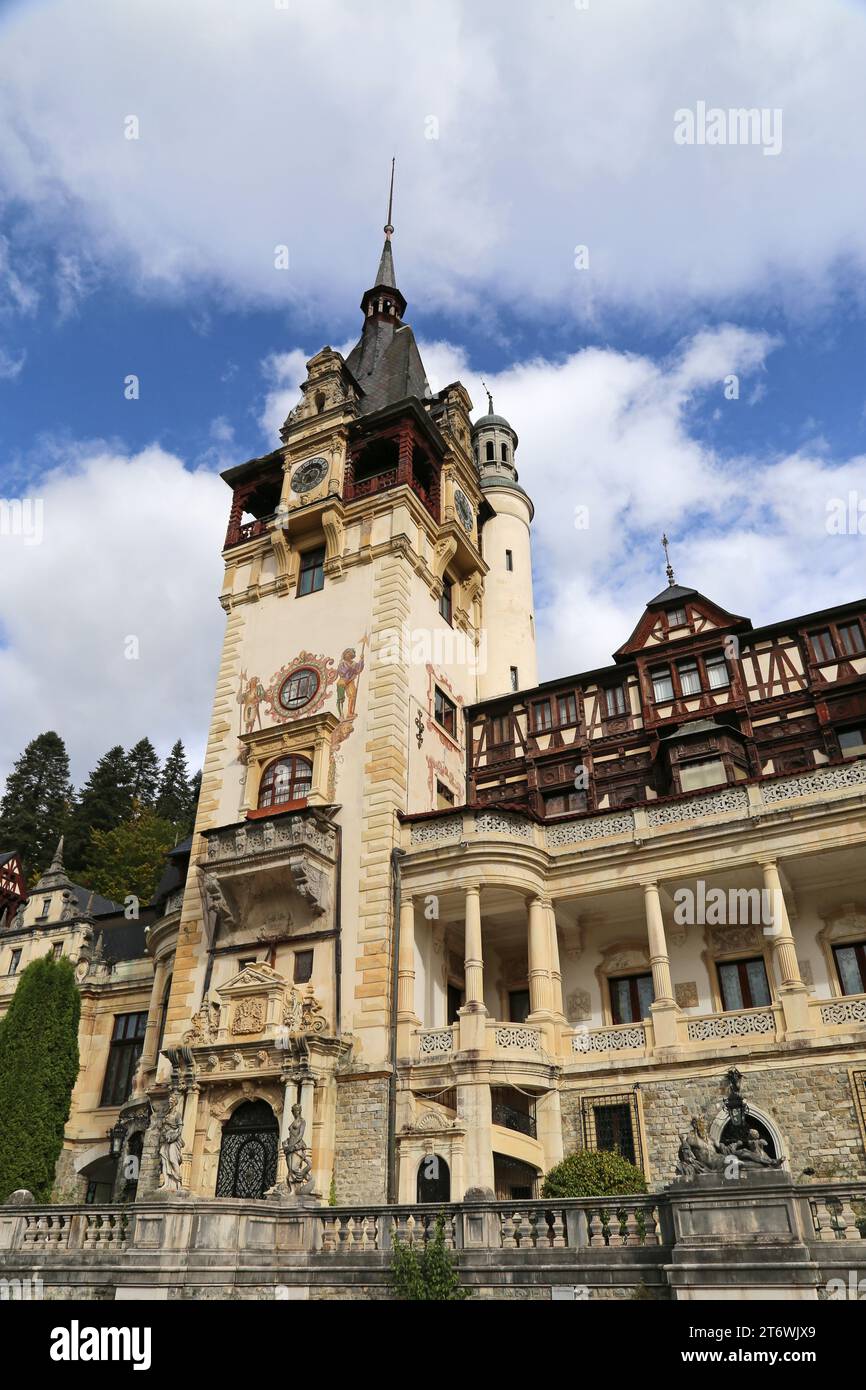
[[582, 1094, 642, 1168], [604, 684, 628, 717], [557, 693, 577, 725], [808, 628, 835, 662], [52, 942, 63, 959], [297, 545, 325, 596], [718, 957, 771, 1011], [543, 790, 587, 816], [100, 1012, 148, 1108], [838, 622, 866, 657], [532, 699, 553, 732], [508, 988, 531, 1023], [439, 577, 453, 625], [509, 666, 519, 691], [833, 942, 866, 996], [293, 949, 314, 984], [436, 779, 455, 808], [705, 653, 730, 689], [239, 958, 257, 969], [610, 973, 654, 1025], [8, 948, 21, 975], [667, 607, 687, 626], [434, 686, 457, 737], [679, 758, 727, 791], [37, 897, 51, 920], [505, 549, 514, 572], [838, 726, 866, 758], [446, 982, 464, 1024], [677, 659, 701, 696], [651, 667, 674, 702]]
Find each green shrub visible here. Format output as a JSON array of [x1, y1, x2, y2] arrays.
[[0, 956, 81, 1203], [390, 1211, 469, 1300], [541, 1149, 647, 1199]]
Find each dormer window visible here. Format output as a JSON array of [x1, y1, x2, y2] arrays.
[[667, 606, 687, 627], [37, 897, 52, 921]]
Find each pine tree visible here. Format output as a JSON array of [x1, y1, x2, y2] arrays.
[[0, 956, 81, 1202], [187, 768, 202, 830], [0, 732, 73, 882], [125, 737, 161, 809], [155, 740, 193, 827], [65, 745, 133, 874], [84, 803, 178, 905]]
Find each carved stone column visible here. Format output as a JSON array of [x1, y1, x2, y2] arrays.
[[397, 895, 419, 1024], [459, 885, 487, 1051], [527, 896, 553, 1020], [642, 881, 679, 1048], [547, 901, 566, 1022], [761, 860, 812, 1036]]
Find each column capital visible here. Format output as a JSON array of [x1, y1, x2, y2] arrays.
[[640, 878, 660, 893], [464, 882, 481, 898]]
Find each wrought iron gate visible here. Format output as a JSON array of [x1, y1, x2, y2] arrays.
[[215, 1100, 279, 1198]]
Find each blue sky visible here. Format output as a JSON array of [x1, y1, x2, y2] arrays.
[[1, 0, 865, 787]]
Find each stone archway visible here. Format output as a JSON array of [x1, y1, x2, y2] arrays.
[[417, 1153, 451, 1204], [215, 1099, 280, 1198], [709, 1104, 787, 1167]]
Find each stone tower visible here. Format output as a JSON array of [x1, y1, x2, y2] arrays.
[[158, 213, 536, 1203]]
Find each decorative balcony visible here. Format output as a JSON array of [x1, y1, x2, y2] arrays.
[[201, 806, 338, 930]]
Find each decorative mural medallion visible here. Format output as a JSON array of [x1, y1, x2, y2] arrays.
[[290, 456, 329, 494], [265, 652, 335, 723], [454, 487, 474, 532]]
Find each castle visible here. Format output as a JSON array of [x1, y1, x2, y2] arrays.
[[2, 214, 866, 1230]]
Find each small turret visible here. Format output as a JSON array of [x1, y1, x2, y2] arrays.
[[471, 391, 537, 698]]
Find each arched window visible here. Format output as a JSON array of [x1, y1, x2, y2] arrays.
[[258, 755, 313, 809], [215, 1100, 279, 1199], [417, 1154, 451, 1204], [485, 440, 495, 461]]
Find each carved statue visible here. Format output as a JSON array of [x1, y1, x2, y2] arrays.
[[183, 999, 220, 1045], [282, 1103, 314, 1192], [158, 1093, 184, 1192], [675, 1116, 730, 1177], [727, 1128, 784, 1169]]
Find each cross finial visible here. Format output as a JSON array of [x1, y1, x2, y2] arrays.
[[481, 378, 494, 414], [384, 156, 395, 240], [661, 533, 676, 586]]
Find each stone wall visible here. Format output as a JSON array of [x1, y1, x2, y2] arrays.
[[560, 1061, 866, 1188], [333, 1072, 390, 1204], [51, 1149, 87, 1204]]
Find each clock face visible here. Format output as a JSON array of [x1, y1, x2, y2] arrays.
[[291, 457, 329, 495], [454, 488, 474, 532]]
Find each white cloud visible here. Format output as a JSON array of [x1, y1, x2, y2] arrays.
[[1, 0, 865, 327], [0, 447, 227, 788], [1, 324, 863, 791]]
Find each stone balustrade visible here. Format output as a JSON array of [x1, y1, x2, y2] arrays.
[[570, 1022, 649, 1056], [2, 1184, 863, 1298]]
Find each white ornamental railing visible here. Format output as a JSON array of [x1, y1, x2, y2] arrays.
[[416, 1027, 454, 1057], [494, 1025, 542, 1052], [572, 1024, 647, 1054], [818, 996, 866, 1028], [686, 1009, 775, 1042]]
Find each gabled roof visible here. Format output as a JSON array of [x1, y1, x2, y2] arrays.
[[345, 320, 430, 416], [614, 585, 751, 661]]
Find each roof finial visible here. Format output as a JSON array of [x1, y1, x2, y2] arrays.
[[384, 156, 395, 240], [661, 533, 676, 587], [49, 835, 65, 873], [481, 378, 494, 414]]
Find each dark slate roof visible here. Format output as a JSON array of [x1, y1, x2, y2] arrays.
[[345, 320, 431, 416], [646, 583, 699, 608], [72, 884, 123, 917], [374, 238, 396, 289], [93, 918, 149, 963], [151, 837, 191, 908]]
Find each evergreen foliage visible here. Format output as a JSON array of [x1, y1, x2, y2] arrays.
[[0, 732, 73, 881], [125, 737, 161, 809], [84, 802, 178, 905], [155, 740, 194, 828], [66, 744, 133, 872], [0, 956, 81, 1202], [541, 1148, 647, 1198]]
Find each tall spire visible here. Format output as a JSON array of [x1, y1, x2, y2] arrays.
[[373, 157, 398, 290], [661, 533, 676, 587]]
